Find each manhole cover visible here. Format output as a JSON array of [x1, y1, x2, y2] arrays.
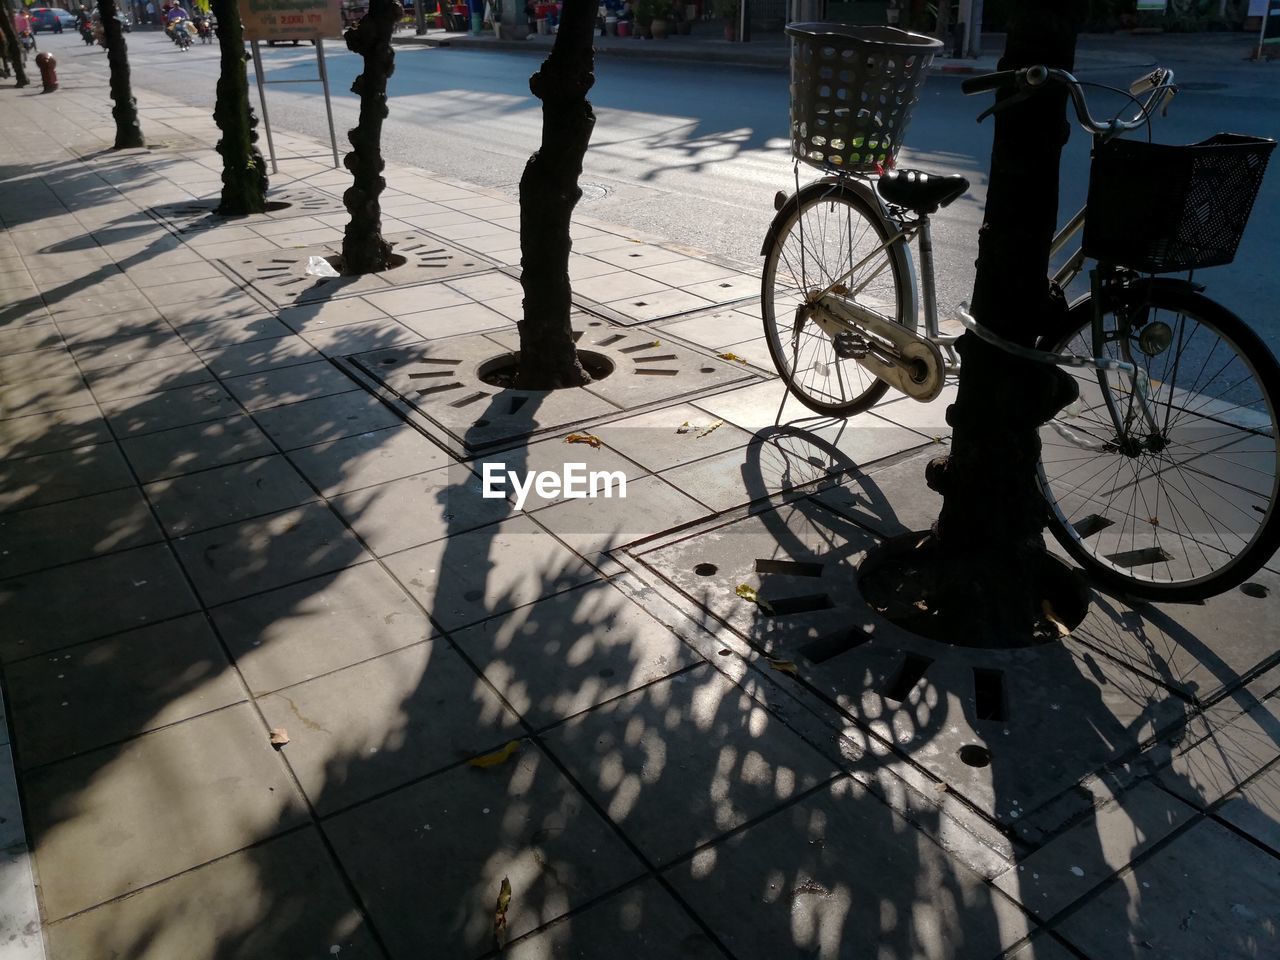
[[217, 232, 489, 307], [344, 320, 758, 455], [629, 497, 1192, 837]]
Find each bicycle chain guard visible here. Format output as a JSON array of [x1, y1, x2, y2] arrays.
[[808, 295, 946, 402]]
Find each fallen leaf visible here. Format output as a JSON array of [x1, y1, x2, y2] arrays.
[[766, 658, 798, 675], [269, 728, 290, 747], [718, 352, 748, 364], [493, 876, 512, 948], [697, 420, 723, 439], [735, 583, 775, 615], [564, 432, 602, 449], [1041, 600, 1071, 638], [648, 339, 661, 347], [676, 421, 693, 434], [469, 740, 520, 769]]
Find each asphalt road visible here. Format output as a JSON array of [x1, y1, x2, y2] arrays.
[[34, 29, 1280, 350]]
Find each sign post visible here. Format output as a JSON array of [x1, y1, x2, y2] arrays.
[[239, 0, 345, 171]]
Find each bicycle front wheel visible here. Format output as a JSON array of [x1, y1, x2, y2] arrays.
[[1037, 283, 1280, 601], [761, 181, 913, 417]]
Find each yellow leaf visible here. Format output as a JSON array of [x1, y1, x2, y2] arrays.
[[564, 432, 602, 449], [735, 583, 775, 615], [718, 352, 748, 364], [676, 421, 693, 434], [493, 876, 512, 948], [698, 420, 723, 439], [469, 740, 520, 769], [767, 658, 798, 675]]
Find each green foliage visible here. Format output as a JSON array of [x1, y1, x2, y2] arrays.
[[712, 0, 737, 19], [634, 0, 655, 24]]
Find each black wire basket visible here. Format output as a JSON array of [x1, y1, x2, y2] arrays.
[[786, 23, 942, 172], [1083, 133, 1276, 273]]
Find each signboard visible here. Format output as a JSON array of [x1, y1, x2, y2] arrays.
[[1135, 0, 1167, 10], [239, 0, 344, 42]]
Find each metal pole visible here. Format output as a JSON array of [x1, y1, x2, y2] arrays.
[[417, 0, 427, 33], [967, 0, 983, 58], [249, 40, 278, 175], [315, 38, 341, 169], [1257, 1, 1272, 61]]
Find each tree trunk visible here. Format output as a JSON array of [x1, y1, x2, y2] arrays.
[[340, 0, 401, 275], [0, 0, 29, 88], [99, 0, 145, 148], [514, 0, 595, 390], [211, 0, 268, 216], [927, 1, 1083, 645]]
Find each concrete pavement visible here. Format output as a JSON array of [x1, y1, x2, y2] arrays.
[[2, 45, 1279, 960]]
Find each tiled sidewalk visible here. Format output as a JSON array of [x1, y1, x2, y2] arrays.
[[2, 77, 1279, 960]]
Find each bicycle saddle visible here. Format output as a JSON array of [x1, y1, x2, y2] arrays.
[[877, 169, 970, 214]]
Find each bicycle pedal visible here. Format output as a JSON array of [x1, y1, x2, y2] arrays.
[[833, 332, 869, 359]]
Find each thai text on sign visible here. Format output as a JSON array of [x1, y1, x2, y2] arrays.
[[239, 0, 344, 41]]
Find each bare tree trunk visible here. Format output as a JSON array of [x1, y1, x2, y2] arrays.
[[99, 0, 145, 148], [211, 0, 268, 215], [514, 0, 595, 390], [0, 0, 29, 88], [926, 1, 1083, 645], [340, 0, 401, 275]]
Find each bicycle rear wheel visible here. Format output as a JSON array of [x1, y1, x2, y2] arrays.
[[1037, 282, 1280, 601], [761, 180, 913, 417]]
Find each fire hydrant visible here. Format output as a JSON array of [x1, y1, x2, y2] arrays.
[[35, 52, 58, 93]]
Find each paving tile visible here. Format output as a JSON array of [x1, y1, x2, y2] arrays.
[[532, 474, 708, 556], [26, 703, 306, 921], [0, 487, 163, 579], [55, 308, 169, 345], [172, 502, 369, 606], [213, 562, 436, 695], [812, 448, 947, 538], [470, 436, 646, 513], [0, 322, 62, 356], [590, 243, 688, 270], [286, 422, 451, 496], [667, 775, 1036, 959], [363, 282, 470, 317], [120, 413, 277, 482], [5, 614, 244, 767], [144, 455, 318, 536], [503, 878, 716, 959], [1052, 817, 1280, 959], [84, 352, 214, 402], [449, 580, 699, 730], [0, 442, 135, 514], [546, 666, 837, 864], [276, 297, 390, 334], [0, 404, 110, 460], [635, 259, 738, 287], [43, 827, 381, 960], [659, 308, 767, 350], [993, 781, 1198, 920], [383, 514, 600, 632], [1216, 761, 1280, 856], [222, 360, 358, 413], [143, 276, 244, 308], [325, 745, 645, 959], [444, 270, 524, 302], [397, 301, 513, 339], [1156, 697, 1280, 809], [100, 381, 240, 438], [197, 335, 324, 378], [580, 402, 754, 473], [0, 544, 199, 662], [252, 390, 403, 450], [68, 330, 197, 372], [0, 346, 80, 384], [572, 271, 668, 304], [299, 315, 423, 356], [158, 296, 264, 328], [331, 465, 512, 556], [259, 639, 519, 813], [176, 314, 292, 350], [0, 372, 95, 419]]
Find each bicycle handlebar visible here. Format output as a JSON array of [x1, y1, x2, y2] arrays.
[[962, 64, 1177, 140]]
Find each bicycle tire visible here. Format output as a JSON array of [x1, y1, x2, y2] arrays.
[[1036, 281, 1280, 601], [760, 180, 913, 417]]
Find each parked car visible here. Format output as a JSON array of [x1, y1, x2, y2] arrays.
[[28, 7, 78, 32]]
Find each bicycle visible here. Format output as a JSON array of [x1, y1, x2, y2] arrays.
[[760, 23, 1280, 603]]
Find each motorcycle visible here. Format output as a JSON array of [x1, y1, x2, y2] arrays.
[[166, 18, 195, 51], [194, 15, 213, 43], [79, 21, 95, 45]]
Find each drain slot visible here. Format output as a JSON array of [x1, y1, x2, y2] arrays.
[[416, 382, 464, 397], [596, 334, 627, 347], [1106, 546, 1174, 567], [761, 594, 833, 617], [884, 654, 932, 702], [619, 342, 660, 353], [633, 353, 679, 362], [799, 628, 871, 663], [449, 391, 489, 408], [634, 368, 678, 376], [1073, 514, 1114, 539], [973, 668, 1006, 722], [755, 558, 824, 578], [412, 357, 462, 366], [408, 371, 453, 379]]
